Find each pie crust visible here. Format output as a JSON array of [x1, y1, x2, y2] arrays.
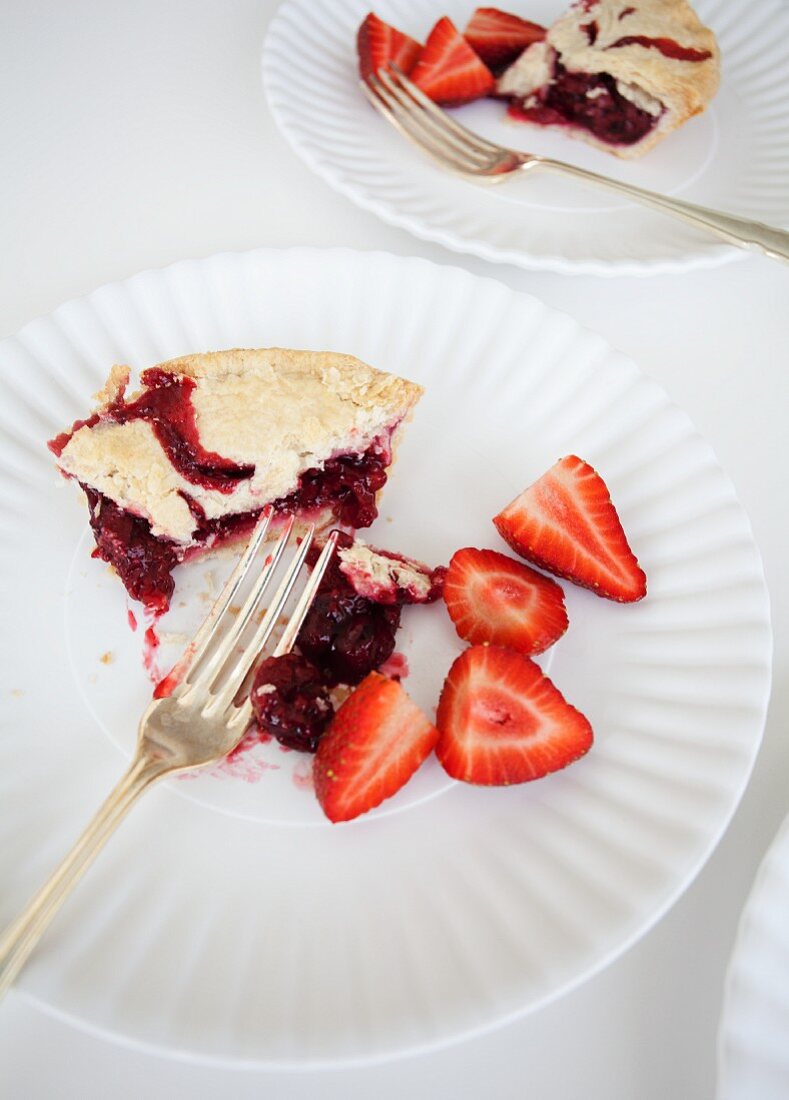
[[53, 348, 423, 544]]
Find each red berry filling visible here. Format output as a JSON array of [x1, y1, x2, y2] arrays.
[[251, 653, 334, 753], [272, 446, 389, 530], [608, 35, 712, 62], [509, 58, 659, 146]]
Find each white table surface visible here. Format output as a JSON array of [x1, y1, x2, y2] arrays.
[[1, 1, 787, 1097]]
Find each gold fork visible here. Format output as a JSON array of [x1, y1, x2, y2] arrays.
[[0, 511, 338, 998], [364, 65, 789, 264]]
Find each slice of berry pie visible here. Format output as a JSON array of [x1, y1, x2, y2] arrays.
[[496, 0, 720, 157], [49, 348, 423, 613]]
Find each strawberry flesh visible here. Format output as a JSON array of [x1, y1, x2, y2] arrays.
[[411, 16, 495, 107], [444, 546, 567, 656], [464, 7, 546, 74], [357, 12, 422, 82], [493, 455, 646, 603], [314, 672, 438, 823], [436, 645, 593, 785]]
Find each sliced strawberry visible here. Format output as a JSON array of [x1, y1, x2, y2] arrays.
[[314, 672, 438, 823], [493, 455, 647, 603], [436, 645, 593, 785], [410, 16, 495, 107], [443, 547, 567, 656], [464, 7, 546, 73], [357, 12, 422, 82]]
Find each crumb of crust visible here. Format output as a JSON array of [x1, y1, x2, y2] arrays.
[[10, 689, 23, 698], [229, 604, 242, 616], [100, 651, 114, 665], [329, 684, 353, 708]]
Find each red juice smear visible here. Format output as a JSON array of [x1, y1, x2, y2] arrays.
[[379, 651, 410, 682], [608, 35, 712, 61], [142, 623, 162, 684]]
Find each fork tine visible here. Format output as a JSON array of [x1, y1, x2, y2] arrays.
[[180, 515, 295, 701], [224, 530, 340, 729], [387, 64, 506, 158], [158, 508, 273, 694], [272, 530, 339, 659], [207, 522, 315, 711], [365, 75, 484, 175], [376, 69, 491, 167]]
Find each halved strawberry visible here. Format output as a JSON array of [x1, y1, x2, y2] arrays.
[[443, 547, 567, 656], [357, 12, 422, 82], [314, 672, 438, 823], [493, 455, 647, 603], [464, 7, 546, 73], [410, 16, 495, 106], [436, 645, 593, 785]]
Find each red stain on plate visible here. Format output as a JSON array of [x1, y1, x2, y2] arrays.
[[378, 651, 409, 681], [142, 623, 162, 683], [292, 760, 315, 791], [178, 730, 281, 784]]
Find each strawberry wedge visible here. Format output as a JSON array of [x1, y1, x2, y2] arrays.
[[411, 16, 495, 106], [464, 7, 546, 73], [443, 546, 568, 656], [357, 12, 422, 82], [494, 455, 647, 603], [436, 645, 593, 785], [314, 672, 438, 823]]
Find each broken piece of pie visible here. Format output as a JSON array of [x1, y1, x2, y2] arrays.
[[497, 0, 720, 157], [49, 348, 423, 613]]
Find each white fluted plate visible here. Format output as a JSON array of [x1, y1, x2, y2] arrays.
[[263, 0, 789, 275], [0, 248, 771, 1066], [717, 812, 789, 1099]]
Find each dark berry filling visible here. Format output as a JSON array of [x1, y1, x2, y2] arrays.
[[83, 487, 177, 614], [298, 590, 401, 688], [248, 533, 412, 751], [298, 532, 401, 687], [509, 59, 658, 146], [250, 654, 334, 753]]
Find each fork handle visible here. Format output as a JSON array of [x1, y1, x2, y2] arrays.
[[0, 753, 167, 1000], [537, 158, 789, 263]]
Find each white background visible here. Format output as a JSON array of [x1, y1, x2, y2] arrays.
[[1, 1, 787, 1096]]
